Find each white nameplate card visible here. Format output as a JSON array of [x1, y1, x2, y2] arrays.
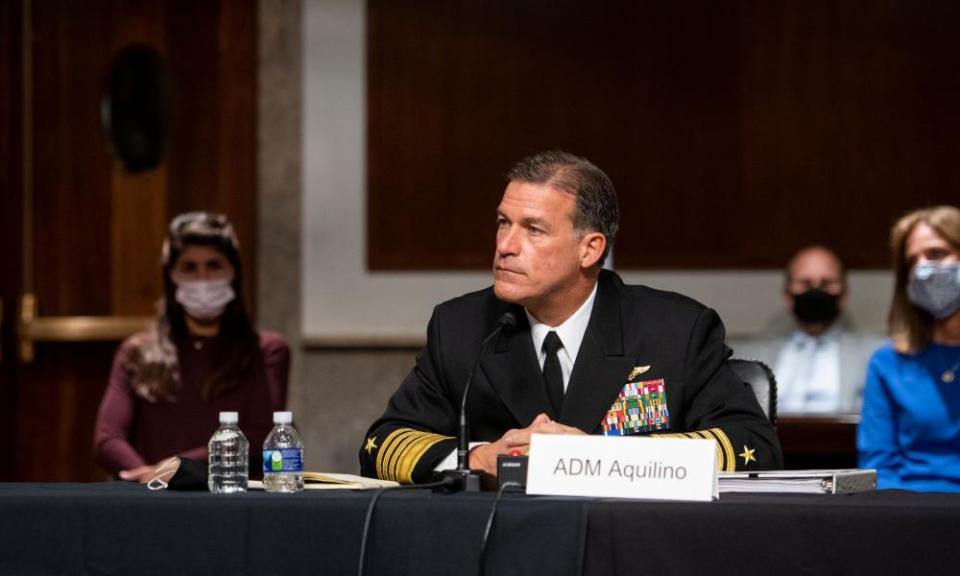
[[526, 434, 718, 501]]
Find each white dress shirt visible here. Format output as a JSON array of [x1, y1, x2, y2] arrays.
[[525, 282, 598, 392], [774, 326, 842, 414], [435, 282, 598, 471]]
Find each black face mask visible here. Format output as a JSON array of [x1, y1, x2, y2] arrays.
[[792, 288, 841, 324]]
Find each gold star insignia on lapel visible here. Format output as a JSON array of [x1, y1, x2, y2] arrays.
[[628, 365, 651, 380], [738, 445, 756, 465], [365, 436, 379, 455]]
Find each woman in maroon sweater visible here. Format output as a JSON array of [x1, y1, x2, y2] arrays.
[[94, 212, 290, 482]]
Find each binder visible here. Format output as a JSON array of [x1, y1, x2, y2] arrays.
[[718, 468, 877, 494]]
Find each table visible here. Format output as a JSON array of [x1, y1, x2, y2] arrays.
[[777, 415, 859, 470], [2, 482, 958, 576]]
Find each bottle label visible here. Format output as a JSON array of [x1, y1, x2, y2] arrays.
[[263, 448, 303, 473]]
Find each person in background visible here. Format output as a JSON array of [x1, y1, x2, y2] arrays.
[[858, 206, 960, 491], [735, 246, 883, 415], [93, 212, 290, 482]]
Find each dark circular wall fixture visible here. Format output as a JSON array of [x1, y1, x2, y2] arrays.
[[101, 44, 172, 173]]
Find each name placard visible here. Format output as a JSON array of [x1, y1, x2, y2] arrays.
[[526, 434, 717, 501]]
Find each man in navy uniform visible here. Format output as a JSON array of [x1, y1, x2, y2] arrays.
[[360, 151, 781, 483]]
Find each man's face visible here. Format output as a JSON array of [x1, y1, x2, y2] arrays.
[[785, 248, 847, 330], [786, 249, 845, 300], [493, 181, 588, 315]]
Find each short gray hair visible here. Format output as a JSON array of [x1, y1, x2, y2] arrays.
[[506, 150, 619, 265]]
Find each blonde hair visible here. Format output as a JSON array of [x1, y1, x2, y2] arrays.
[[888, 205, 960, 353]]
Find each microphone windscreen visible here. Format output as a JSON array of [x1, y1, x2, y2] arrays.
[[498, 312, 517, 330]]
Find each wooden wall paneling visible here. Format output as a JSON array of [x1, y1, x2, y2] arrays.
[[15, 345, 116, 481], [605, 2, 742, 269], [18, 0, 117, 482], [736, 0, 960, 269], [166, 0, 257, 311], [12, 0, 258, 481], [777, 417, 858, 471], [109, 0, 168, 316], [367, 0, 960, 271], [166, 0, 220, 216], [367, 1, 741, 270], [0, 0, 24, 481], [110, 169, 168, 315], [31, 0, 114, 315], [215, 0, 257, 309]]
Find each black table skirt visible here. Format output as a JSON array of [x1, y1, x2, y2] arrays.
[[1, 483, 958, 576], [585, 491, 960, 576]]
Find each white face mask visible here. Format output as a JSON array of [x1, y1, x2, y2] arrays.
[[175, 278, 236, 320], [146, 457, 181, 491]]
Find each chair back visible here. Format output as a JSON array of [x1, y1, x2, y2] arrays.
[[728, 358, 778, 424]]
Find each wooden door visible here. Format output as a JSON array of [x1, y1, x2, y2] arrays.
[[0, 0, 256, 482]]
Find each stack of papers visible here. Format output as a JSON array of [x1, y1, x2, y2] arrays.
[[718, 469, 876, 494], [249, 472, 399, 490]]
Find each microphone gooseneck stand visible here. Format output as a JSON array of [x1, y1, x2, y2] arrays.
[[440, 312, 517, 492]]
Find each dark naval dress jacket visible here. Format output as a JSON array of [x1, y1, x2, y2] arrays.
[[360, 270, 783, 483]]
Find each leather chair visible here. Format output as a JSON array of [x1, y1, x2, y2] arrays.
[[728, 358, 778, 424]]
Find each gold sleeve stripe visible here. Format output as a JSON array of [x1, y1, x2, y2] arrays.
[[712, 428, 737, 472], [650, 431, 702, 440], [379, 429, 433, 480], [376, 429, 417, 480], [394, 432, 451, 483], [701, 428, 736, 472], [651, 429, 730, 471], [395, 435, 443, 484], [379, 429, 423, 480], [388, 432, 440, 481], [375, 427, 453, 483], [383, 431, 422, 480]]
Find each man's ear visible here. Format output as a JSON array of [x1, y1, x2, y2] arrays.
[[579, 232, 607, 269], [783, 290, 794, 314]]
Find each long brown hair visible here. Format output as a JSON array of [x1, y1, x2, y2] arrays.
[[129, 212, 259, 402], [888, 206, 960, 354]]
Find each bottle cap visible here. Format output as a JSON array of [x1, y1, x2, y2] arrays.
[[273, 411, 293, 424], [219, 411, 239, 424]]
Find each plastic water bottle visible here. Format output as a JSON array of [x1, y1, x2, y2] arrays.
[[262, 411, 304, 493], [208, 411, 249, 493]]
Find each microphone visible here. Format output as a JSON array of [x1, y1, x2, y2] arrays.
[[441, 311, 516, 492]]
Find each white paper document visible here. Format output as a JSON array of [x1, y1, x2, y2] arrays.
[[718, 468, 876, 494]]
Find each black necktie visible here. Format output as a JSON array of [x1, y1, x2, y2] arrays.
[[542, 331, 565, 416]]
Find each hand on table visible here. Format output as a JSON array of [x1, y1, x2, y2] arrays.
[[468, 413, 585, 476]]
